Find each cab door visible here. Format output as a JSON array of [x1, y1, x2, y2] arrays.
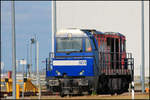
[[84, 37, 99, 76]]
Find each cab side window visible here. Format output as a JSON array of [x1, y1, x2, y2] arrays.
[[85, 38, 92, 52]]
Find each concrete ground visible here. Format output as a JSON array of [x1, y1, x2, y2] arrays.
[[23, 93, 149, 99]]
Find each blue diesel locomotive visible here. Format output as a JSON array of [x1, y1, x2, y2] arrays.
[[46, 28, 134, 96]]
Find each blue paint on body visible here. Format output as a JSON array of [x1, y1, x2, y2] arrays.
[[46, 57, 94, 76]]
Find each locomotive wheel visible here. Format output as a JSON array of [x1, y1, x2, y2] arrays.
[[102, 77, 109, 93], [110, 90, 115, 95], [88, 90, 92, 95], [120, 78, 129, 93], [97, 76, 109, 94], [60, 92, 65, 97], [97, 81, 102, 94], [60, 90, 67, 97]]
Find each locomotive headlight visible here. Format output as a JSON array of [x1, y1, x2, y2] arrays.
[[79, 70, 85, 75], [56, 70, 61, 76]]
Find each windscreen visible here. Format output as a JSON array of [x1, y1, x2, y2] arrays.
[[56, 37, 82, 52]]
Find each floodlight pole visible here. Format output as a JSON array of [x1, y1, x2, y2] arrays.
[[52, 0, 57, 53], [30, 42, 32, 77], [35, 34, 37, 75], [26, 43, 29, 77], [141, 0, 145, 93], [36, 40, 41, 99], [11, 0, 16, 99], [22, 59, 25, 99]]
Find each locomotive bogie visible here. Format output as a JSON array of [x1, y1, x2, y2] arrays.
[[46, 77, 97, 95], [97, 75, 131, 94]]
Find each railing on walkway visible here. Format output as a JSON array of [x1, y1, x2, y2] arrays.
[[99, 52, 134, 79]]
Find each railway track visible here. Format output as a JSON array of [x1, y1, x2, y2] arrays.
[[1, 78, 149, 98], [0, 89, 146, 98]]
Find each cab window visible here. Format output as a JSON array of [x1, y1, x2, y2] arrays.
[[85, 38, 92, 52], [56, 37, 82, 52]]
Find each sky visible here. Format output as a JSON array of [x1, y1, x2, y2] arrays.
[[1, 1, 52, 72]]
